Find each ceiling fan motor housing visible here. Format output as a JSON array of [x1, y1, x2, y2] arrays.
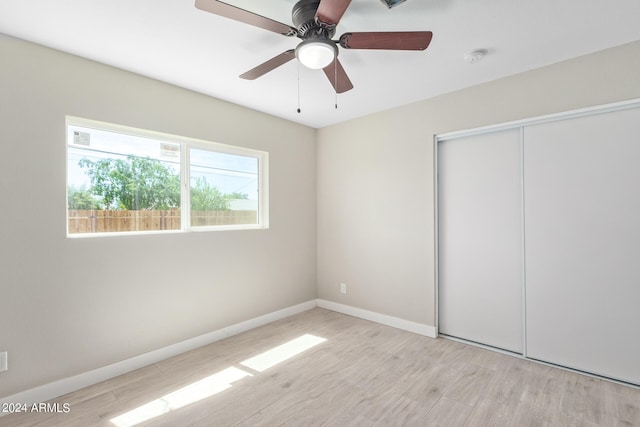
[[292, 0, 336, 39]]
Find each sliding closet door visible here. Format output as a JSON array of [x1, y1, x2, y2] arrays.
[[524, 107, 640, 384], [438, 129, 523, 353]]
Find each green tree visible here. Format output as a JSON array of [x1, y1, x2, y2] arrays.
[[78, 156, 180, 210], [190, 177, 230, 211], [227, 192, 249, 200], [67, 185, 104, 210]]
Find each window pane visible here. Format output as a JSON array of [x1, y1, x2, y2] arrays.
[[190, 148, 259, 227], [67, 125, 181, 234]]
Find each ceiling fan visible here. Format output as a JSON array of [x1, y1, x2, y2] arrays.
[[195, 0, 433, 94]]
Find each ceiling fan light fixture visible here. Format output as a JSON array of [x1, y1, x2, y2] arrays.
[[296, 38, 337, 69]]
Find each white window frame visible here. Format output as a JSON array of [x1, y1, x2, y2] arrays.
[[66, 116, 269, 237]]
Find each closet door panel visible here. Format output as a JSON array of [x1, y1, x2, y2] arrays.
[[438, 129, 523, 353], [524, 108, 640, 384]]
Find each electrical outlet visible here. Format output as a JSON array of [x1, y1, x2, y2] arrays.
[[0, 352, 7, 372], [340, 283, 347, 294]]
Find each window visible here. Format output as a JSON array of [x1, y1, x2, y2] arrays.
[[66, 117, 268, 236]]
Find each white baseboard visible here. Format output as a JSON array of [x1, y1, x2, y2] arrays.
[[317, 299, 437, 338], [0, 300, 316, 413]]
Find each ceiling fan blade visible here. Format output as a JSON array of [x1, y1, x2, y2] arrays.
[[239, 50, 296, 80], [339, 31, 433, 50], [315, 0, 352, 25], [195, 0, 296, 36], [322, 59, 353, 94]]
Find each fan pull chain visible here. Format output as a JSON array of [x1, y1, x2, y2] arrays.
[[297, 61, 301, 113], [334, 57, 338, 109]]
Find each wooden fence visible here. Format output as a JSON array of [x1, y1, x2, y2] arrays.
[[68, 209, 257, 234]]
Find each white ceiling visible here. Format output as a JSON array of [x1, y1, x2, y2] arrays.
[[1, 0, 639, 128]]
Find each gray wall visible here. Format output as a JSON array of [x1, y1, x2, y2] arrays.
[[0, 35, 317, 398], [317, 41, 640, 326]]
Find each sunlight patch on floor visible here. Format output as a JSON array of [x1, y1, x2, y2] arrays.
[[240, 334, 327, 372], [110, 366, 251, 427], [109, 333, 327, 427]]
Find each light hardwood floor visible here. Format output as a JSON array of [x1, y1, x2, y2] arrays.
[[2, 308, 639, 426]]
